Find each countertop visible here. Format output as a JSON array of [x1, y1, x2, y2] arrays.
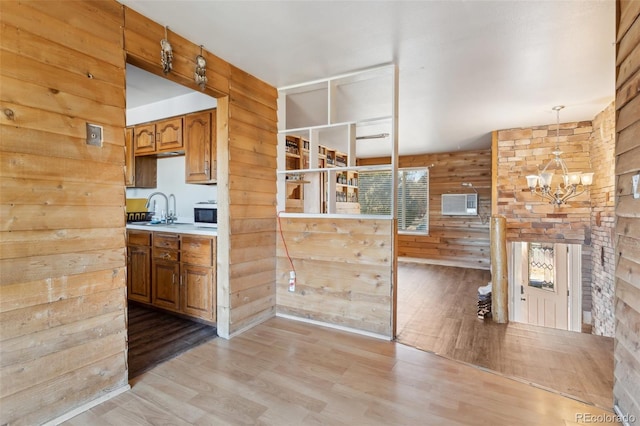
[[126, 222, 218, 236]]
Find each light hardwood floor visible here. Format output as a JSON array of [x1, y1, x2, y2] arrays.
[[396, 261, 615, 411], [65, 317, 621, 425]]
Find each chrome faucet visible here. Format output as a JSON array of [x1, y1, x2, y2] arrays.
[[145, 192, 168, 223], [168, 194, 177, 224]]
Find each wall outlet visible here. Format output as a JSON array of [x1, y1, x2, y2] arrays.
[[288, 271, 296, 292], [633, 174, 639, 199]]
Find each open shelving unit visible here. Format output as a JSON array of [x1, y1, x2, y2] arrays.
[[277, 65, 398, 216]]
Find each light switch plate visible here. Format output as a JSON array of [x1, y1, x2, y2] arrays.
[[633, 174, 639, 199], [86, 123, 103, 147]]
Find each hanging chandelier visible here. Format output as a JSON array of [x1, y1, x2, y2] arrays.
[[526, 105, 593, 206]]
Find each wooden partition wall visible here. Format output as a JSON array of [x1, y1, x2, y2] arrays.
[[0, 1, 277, 423], [613, 0, 640, 419], [276, 217, 396, 338], [0, 2, 128, 424]]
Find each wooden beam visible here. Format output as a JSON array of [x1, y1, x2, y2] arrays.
[[491, 215, 508, 323]]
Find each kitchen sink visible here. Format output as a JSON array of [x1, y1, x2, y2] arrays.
[[128, 221, 193, 227], [129, 221, 173, 226]]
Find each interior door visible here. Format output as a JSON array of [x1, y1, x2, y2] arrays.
[[513, 242, 569, 330]]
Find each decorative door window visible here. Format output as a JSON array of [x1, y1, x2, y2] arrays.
[[528, 242, 555, 291]]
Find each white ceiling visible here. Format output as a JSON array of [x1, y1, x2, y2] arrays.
[[121, 0, 615, 156]]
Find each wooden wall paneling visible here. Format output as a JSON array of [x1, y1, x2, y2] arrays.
[[0, 0, 279, 421], [1, 24, 123, 90], [215, 95, 231, 338], [359, 149, 492, 269], [617, 0, 640, 43], [225, 65, 277, 337], [0, 227, 123, 263], [0, 51, 124, 109], [614, 0, 640, 420], [616, 120, 640, 156], [0, 1, 123, 68], [123, 7, 229, 97], [1, 309, 125, 369], [0, 176, 124, 207], [1, 330, 126, 399], [15, 0, 123, 42], [1, 353, 126, 426], [276, 217, 394, 337], [0, 1, 128, 423], [0, 267, 125, 316]]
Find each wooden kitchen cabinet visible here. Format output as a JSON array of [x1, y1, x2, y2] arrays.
[[151, 233, 181, 311], [152, 259, 180, 311], [133, 116, 184, 156], [182, 265, 214, 320], [185, 110, 216, 183], [125, 126, 157, 188], [126, 230, 152, 303], [156, 117, 184, 152], [133, 123, 156, 155], [126, 230, 216, 323], [181, 235, 216, 321]]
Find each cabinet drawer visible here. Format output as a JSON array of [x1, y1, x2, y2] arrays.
[[154, 233, 180, 250], [153, 248, 179, 262], [182, 236, 213, 266], [128, 230, 151, 246]]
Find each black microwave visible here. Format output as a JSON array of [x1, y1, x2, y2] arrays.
[[194, 202, 217, 228]]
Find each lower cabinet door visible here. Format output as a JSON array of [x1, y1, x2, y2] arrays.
[[152, 260, 180, 311], [182, 264, 214, 321], [127, 245, 151, 303]]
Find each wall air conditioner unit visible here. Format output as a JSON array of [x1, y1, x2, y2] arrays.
[[441, 193, 478, 216]]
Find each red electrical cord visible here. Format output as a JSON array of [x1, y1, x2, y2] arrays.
[[277, 211, 295, 273]]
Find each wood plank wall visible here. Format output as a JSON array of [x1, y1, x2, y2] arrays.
[[359, 150, 492, 270], [121, 6, 278, 339], [0, 1, 278, 422], [0, 1, 128, 424], [226, 67, 278, 336], [614, 0, 640, 419], [276, 217, 395, 337]]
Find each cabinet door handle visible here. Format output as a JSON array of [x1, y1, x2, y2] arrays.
[[204, 160, 209, 176]]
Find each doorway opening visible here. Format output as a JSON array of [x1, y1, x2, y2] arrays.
[[125, 64, 218, 378]]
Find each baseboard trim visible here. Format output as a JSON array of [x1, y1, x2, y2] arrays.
[[276, 313, 392, 341], [227, 313, 275, 339], [44, 383, 131, 426]]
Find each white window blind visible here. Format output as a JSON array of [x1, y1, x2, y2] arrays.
[[358, 167, 429, 234]]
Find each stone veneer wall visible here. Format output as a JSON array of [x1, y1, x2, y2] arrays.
[[496, 117, 593, 323], [589, 102, 616, 337]]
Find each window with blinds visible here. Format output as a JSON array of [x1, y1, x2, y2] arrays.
[[358, 167, 429, 234]]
